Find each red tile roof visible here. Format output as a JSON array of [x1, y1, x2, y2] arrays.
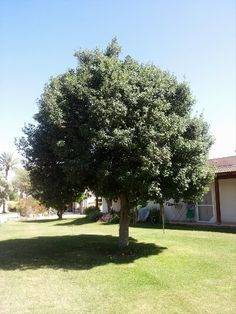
[[209, 155, 236, 173]]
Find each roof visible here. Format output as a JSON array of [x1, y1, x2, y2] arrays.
[[209, 155, 236, 173]]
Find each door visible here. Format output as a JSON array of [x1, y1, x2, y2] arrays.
[[198, 190, 214, 222]]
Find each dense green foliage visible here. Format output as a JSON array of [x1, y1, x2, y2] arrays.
[[18, 123, 83, 219], [18, 39, 213, 245]]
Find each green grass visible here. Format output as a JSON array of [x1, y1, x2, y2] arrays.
[[0, 217, 236, 314]]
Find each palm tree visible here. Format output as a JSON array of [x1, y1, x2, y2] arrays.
[[0, 152, 18, 179], [0, 152, 18, 213], [0, 174, 9, 211]]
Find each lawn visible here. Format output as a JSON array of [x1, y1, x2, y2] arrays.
[[0, 217, 235, 314]]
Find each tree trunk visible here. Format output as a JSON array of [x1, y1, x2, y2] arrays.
[[70, 202, 73, 213], [2, 200, 6, 214], [160, 202, 165, 233], [119, 194, 130, 248], [2, 169, 9, 213], [95, 195, 99, 208], [131, 208, 137, 224], [57, 209, 63, 220], [80, 201, 84, 214], [106, 198, 112, 212], [5, 168, 9, 180]]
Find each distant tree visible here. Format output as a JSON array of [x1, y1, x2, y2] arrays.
[[0, 174, 9, 211], [12, 168, 31, 198], [18, 39, 213, 246], [0, 152, 18, 213], [0, 152, 18, 179], [18, 122, 83, 219]]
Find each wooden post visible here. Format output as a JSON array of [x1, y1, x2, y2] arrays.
[[214, 176, 221, 224]]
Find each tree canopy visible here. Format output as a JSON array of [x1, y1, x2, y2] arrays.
[[18, 39, 213, 246]]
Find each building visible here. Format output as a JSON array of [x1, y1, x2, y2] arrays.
[[102, 156, 236, 225], [208, 155, 236, 224]]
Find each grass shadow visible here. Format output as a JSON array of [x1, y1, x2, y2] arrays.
[[21, 216, 90, 226], [58, 217, 92, 226], [0, 234, 166, 271], [131, 222, 236, 234], [22, 218, 59, 224]]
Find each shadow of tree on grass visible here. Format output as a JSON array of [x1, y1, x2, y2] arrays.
[[0, 234, 166, 271], [131, 222, 236, 234], [57, 217, 92, 226], [22, 218, 59, 224], [22, 217, 93, 226]]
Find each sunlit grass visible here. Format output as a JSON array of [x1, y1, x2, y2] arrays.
[[0, 217, 235, 314]]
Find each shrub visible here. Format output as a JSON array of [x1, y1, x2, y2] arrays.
[[99, 213, 112, 223], [98, 213, 120, 224], [109, 213, 120, 224], [16, 196, 48, 217], [84, 205, 103, 221], [84, 206, 98, 215], [87, 209, 103, 221], [7, 201, 17, 212]]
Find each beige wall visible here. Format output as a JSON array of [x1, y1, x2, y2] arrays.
[[219, 178, 236, 223]]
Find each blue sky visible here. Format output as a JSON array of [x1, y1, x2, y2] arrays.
[[0, 0, 235, 158]]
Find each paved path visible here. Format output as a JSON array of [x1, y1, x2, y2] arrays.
[[0, 212, 20, 223]]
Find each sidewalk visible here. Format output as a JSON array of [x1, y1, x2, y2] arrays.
[[0, 212, 20, 223]]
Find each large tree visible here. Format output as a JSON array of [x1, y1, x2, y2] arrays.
[[19, 39, 213, 246]]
